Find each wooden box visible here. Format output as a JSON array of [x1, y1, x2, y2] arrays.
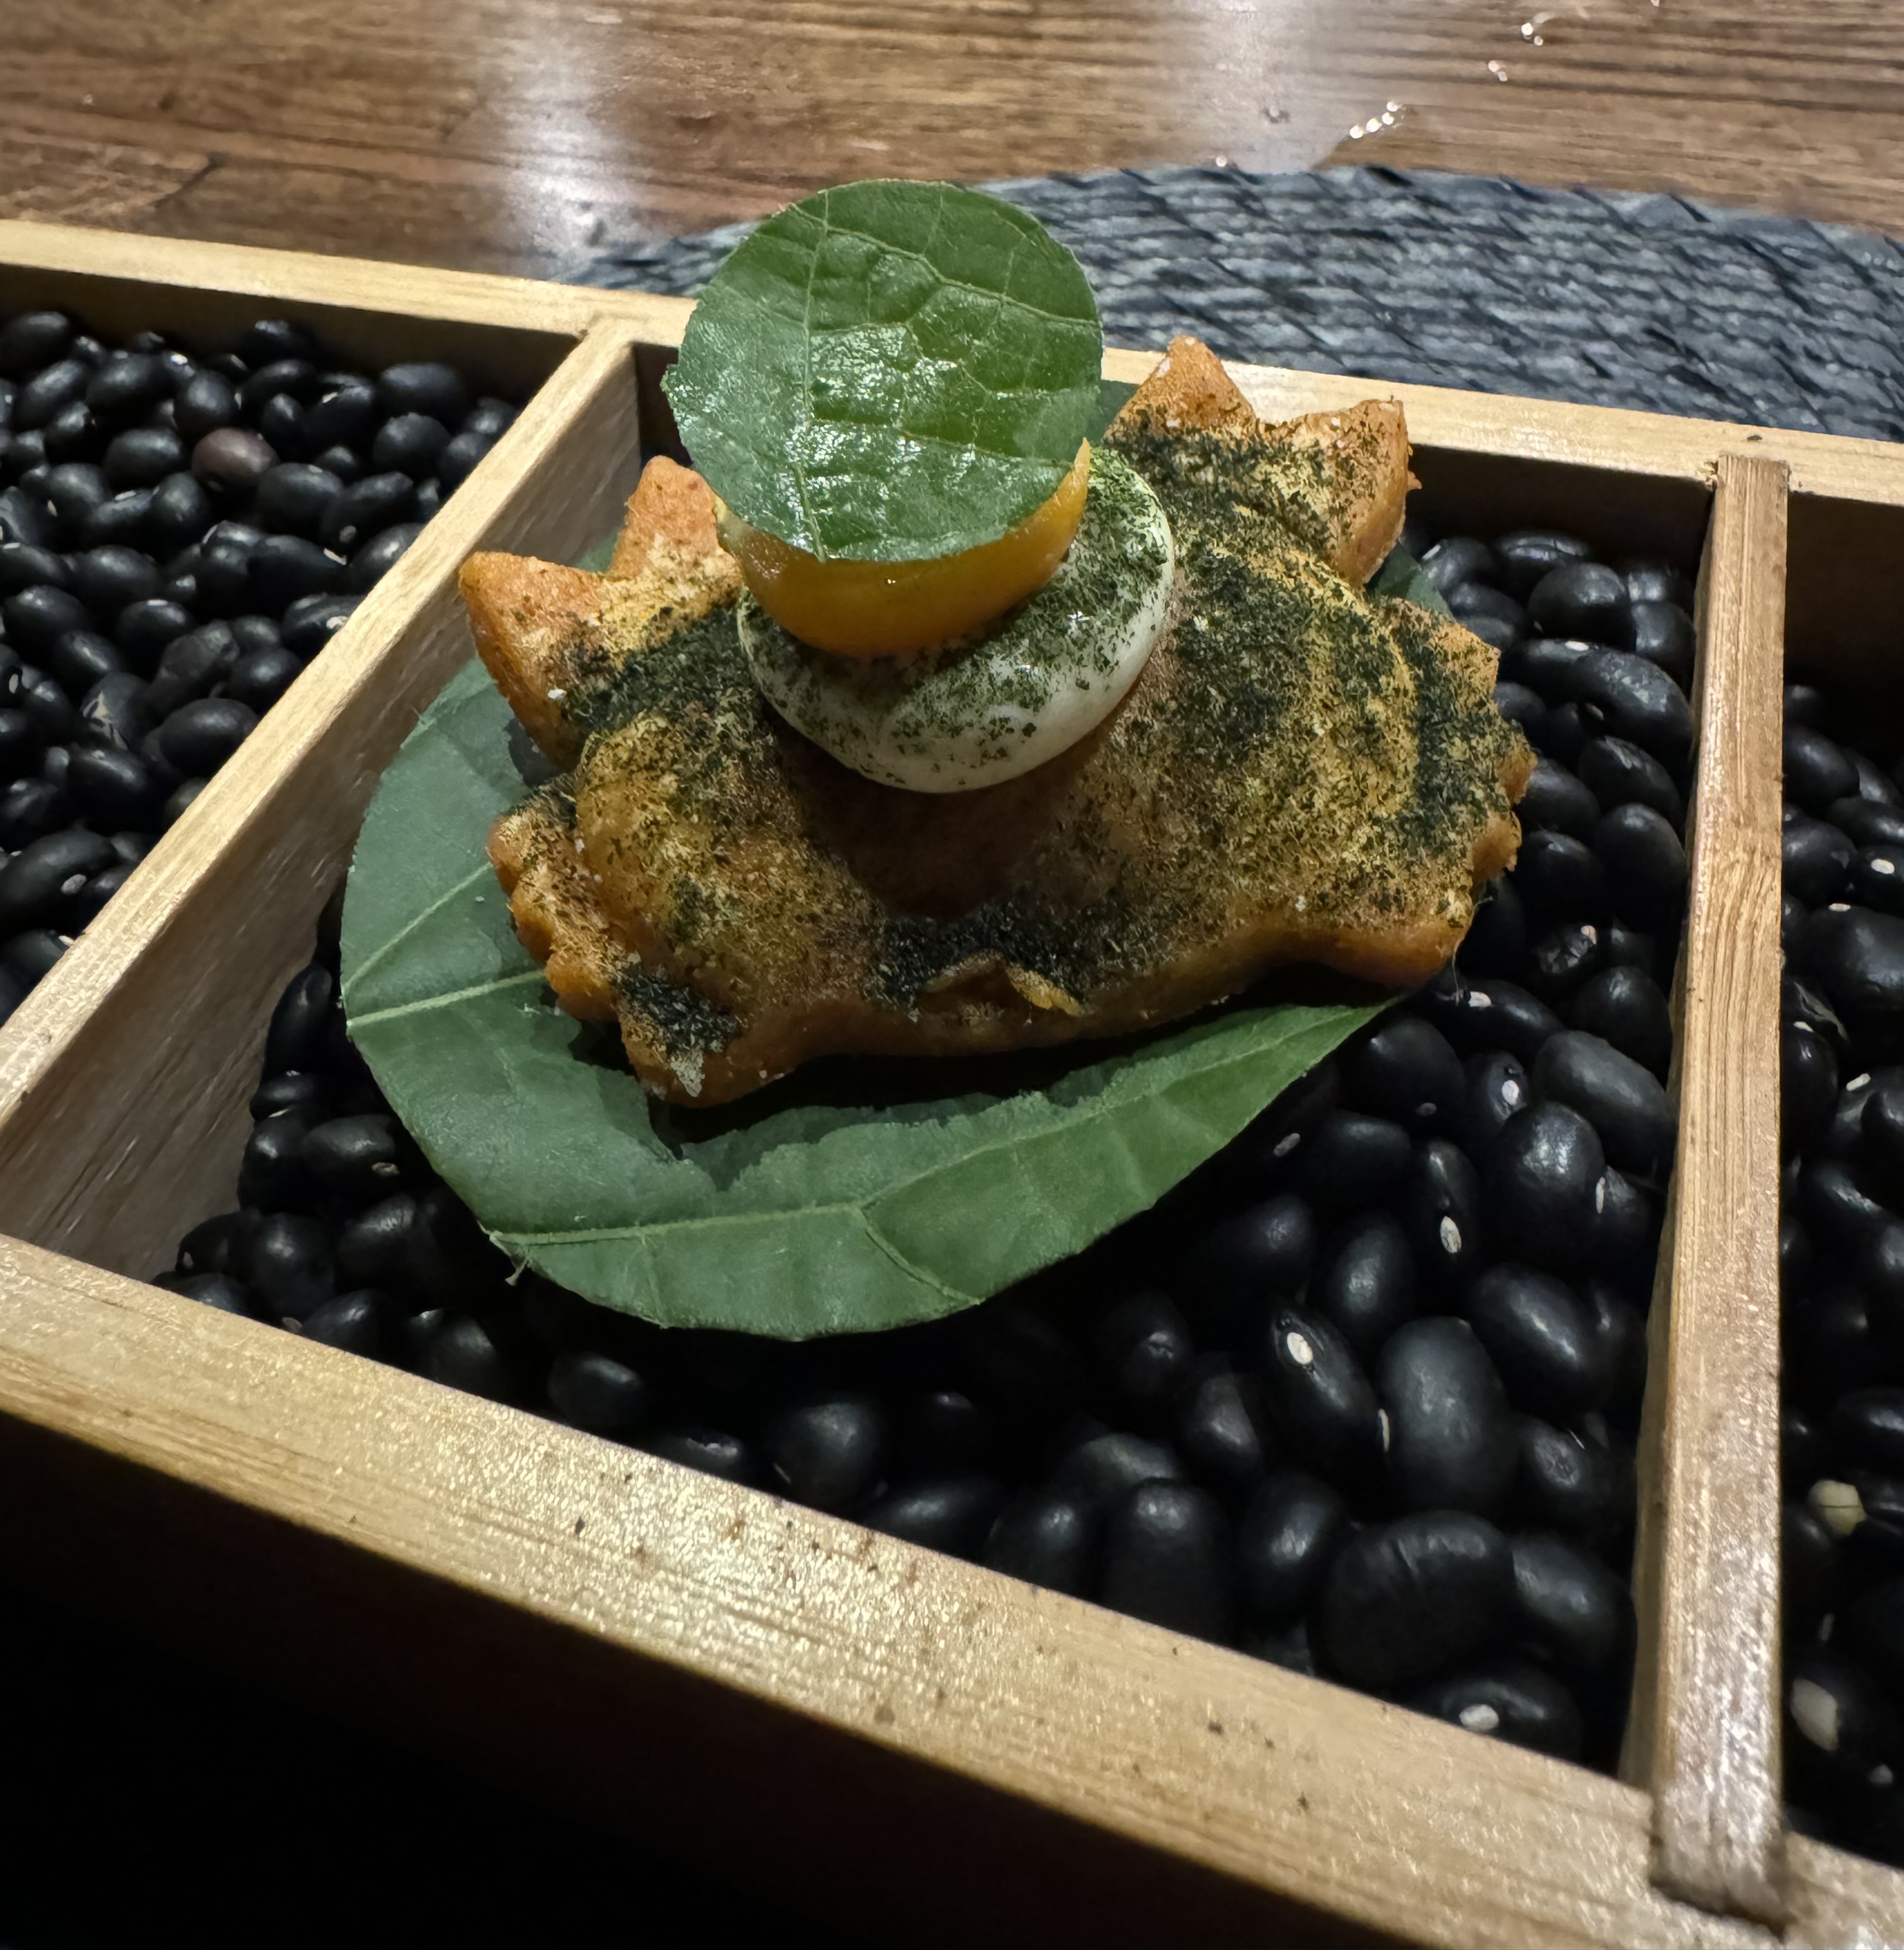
[[0, 218, 1900, 1947]]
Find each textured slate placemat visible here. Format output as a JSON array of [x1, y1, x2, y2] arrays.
[[574, 164, 1904, 444]]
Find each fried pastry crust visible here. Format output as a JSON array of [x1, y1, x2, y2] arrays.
[[467, 337, 1531, 1104]]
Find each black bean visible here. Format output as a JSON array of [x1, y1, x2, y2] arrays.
[[1050, 1431, 1186, 1520], [1492, 679, 1548, 747], [1568, 966, 1672, 1080], [193, 530, 258, 615], [1517, 759, 1601, 840], [263, 961, 336, 1074], [957, 1302, 1082, 1435], [1623, 560, 1694, 609], [463, 397, 517, 440], [1528, 561, 1632, 647], [1844, 1577, 1904, 1703], [0, 708, 40, 785], [1257, 1301, 1381, 1487], [225, 646, 302, 713], [0, 312, 73, 379], [1171, 1361, 1277, 1500], [71, 543, 161, 617], [59, 858, 131, 928], [1594, 1168, 1661, 1296], [16, 667, 76, 743], [372, 413, 450, 478], [1852, 752, 1904, 809], [1572, 649, 1694, 765], [1459, 1048, 1531, 1154], [1419, 536, 1495, 594], [1492, 530, 1593, 602], [237, 1107, 315, 1210], [1785, 1404, 1833, 1488], [1514, 1413, 1632, 1551], [1787, 724, 1863, 816], [1510, 636, 1592, 705], [1236, 1468, 1348, 1628], [1294, 1109, 1411, 1214], [422, 1312, 516, 1401], [1803, 907, 1904, 1023], [348, 520, 424, 591], [378, 361, 468, 426], [1406, 1660, 1584, 1760], [335, 1192, 417, 1291], [1576, 735, 1684, 827], [40, 463, 110, 541], [1779, 681, 1830, 728], [1788, 1647, 1902, 1806], [1849, 848, 1904, 919], [1530, 1029, 1676, 1178], [174, 369, 239, 445], [157, 696, 256, 774], [192, 425, 279, 494], [1510, 1528, 1634, 1675], [1402, 1137, 1487, 1290], [13, 357, 90, 433], [241, 1210, 334, 1319], [0, 829, 116, 934], [0, 776, 62, 849], [83, 352, 170, 428], [1313, 1511, 1516, 1687], [1448, 581, 1523, 633], [1528, 919, 1608, 1002], [1628, 601, 1694, 691], [1859, 1095, 1904, 1223], [1515, 829, 1611, 925], [280, 592, 360, 659], [254, 461, 344, 541], [309, 443, 361, 485], [1176, 1192, 1316, 1339], [1786, 1498, 1841, 1640], [65, 745, 161, 829], [648, 1426, 759, 1485], [1097, 1482, 1233, 1641], [50, 620, 125, 694], [300, 1112, 409, 1201], [1344, 1016, 1465, 1132], [113, 597, 194, 669], [300, 1289, 389, 1359], [436, 428, 494, 492], [42, 400, 103, 468], [1789, 1289, 1890, 1407], [864, 1475, 1007, 1558], [230, 613, 285, 658], [255, 392, 307, 460], [1, 927, 64, 987], [155, 1271, 256, 1317], [1833, 1392, 1904, 1477], [985, 1487, 1094, 1594], [3, 584, 90, 659], [1592, 802, 1688, 932], [1465, 1264, 1612, 1417], [321, 470, 414, 553], [251, 1070, 326, 1121], [145, 621, 239, 718], [1377, 1316, 1516, 1517], [0, 543, 69, 597], [1092, 1288, 1195, 1429], [1583, 1278, 1648, 1402], [1432, 975, 1561, 1066], [301, 382, 380, 453], [897, 1389, 995, 1476], [246, 533, 345, 609], [1786, 816, 1857, 907], [545, 1347, 652, 1436], [103, 426, 185, 492], [1485, 1101, 1607, 1271], [1311, 1211, 1417, 1358], [1461, 875, 1528, 977], [237, 358, 322, 415]]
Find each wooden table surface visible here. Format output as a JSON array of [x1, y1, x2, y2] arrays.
[[1, 0, 1900, 278]]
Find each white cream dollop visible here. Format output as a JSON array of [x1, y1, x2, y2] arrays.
[[738, 449, 1175, 793]]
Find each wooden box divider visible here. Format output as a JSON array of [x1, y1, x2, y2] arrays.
[[3, 220, 1904, 1943]]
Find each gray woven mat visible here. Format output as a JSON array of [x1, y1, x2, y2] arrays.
[[572, 164, 1904, 444]]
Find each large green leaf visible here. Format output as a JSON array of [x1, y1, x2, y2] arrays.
[[339, 660, 1383, 1339], [660, 180, 1103, 564]]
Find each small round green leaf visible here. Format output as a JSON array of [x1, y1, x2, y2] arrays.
[[660, 179, 1104, 564], [340, 661, 1385, 1340]]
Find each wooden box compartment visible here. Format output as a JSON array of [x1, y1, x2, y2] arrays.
[[1, 221, 1902, 1946]]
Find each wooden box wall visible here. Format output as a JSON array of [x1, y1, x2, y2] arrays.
[[1, 219, 1901, 1946]]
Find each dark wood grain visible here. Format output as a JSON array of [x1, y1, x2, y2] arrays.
[[0, 0, 1898, 278]]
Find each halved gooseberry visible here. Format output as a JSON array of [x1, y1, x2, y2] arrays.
[[717, 441, 1092, 659]]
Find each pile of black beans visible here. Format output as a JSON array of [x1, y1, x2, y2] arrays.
[[1777, 691, 1904, 1868], [0, 307, 519, 1024], [159, 523, 1696, 1775]]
